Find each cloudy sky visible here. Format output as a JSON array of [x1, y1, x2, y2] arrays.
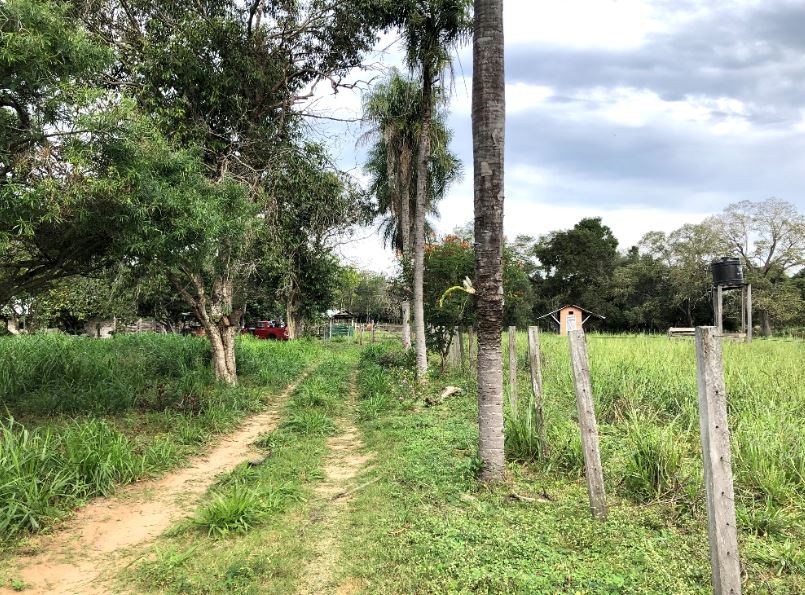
[[305, 0, 805, 271]]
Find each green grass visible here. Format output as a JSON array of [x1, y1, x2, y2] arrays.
[[3, 333, 803, 591], [338, 337, 804, 593], [0, 334, 321, 544], [127, 344, 359, 594]]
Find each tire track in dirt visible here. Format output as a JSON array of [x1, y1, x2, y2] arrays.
[[1, 371, 313, 595], [296, 370, 373, 595]]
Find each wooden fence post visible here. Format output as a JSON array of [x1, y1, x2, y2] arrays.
[[371, 322, 376, 344], [746, 284, 752, 343], [568, 329, 607, 521], [458, 328, 466, 372], [467, 327, 475, 368], [451, 330, 461, 368], [508, 326, 518, 413], [695, 326, 742, 595], [358, 324, 364, 345], [527, 326, 548, 458]]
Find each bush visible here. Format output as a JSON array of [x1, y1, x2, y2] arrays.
[[0, 418, 151, 538], [505, 405, 545, 463]]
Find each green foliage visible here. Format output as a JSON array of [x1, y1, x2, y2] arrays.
[[0, 417, 146, 538], [0, 333, 212, 414], [279, 411, 336, 437], [423, 235, 475, 363], [363, 69, 462, 254]]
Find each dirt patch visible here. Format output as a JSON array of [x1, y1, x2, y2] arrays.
[[0, 374, 309, 595], [296, 373, 372, 595]]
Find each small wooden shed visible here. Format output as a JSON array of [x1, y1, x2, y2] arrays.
[[329, 310, 356, 325], [536, 305, 605, 336]]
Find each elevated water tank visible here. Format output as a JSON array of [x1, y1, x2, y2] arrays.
[[711, 257, 744, 287]]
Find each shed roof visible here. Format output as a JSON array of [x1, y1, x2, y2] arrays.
[[329, 309, 356, 320], [535, 305, 606, 321]]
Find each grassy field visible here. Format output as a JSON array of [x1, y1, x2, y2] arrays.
[[0, 333, 321, 543], [341, 336, 804, 593], [1, 332, 802, 592]]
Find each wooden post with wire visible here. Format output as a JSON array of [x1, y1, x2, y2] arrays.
[[508, 326, 518, 412], [568, 329, 607, 521], [527, 326, 548, 458], [695, 326, 742, 595]]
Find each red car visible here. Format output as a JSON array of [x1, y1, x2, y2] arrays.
[[243, 320, 290, 341]]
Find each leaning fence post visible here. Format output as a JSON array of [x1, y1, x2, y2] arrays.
[[527, 326, 548, 458], [695, 326, 742, 595], [508, 326, 518, 413], [568, 329, 607, 521]]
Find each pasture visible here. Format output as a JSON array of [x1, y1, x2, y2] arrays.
[[0, 332, 802, 592]]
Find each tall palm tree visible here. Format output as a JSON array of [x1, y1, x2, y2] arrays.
[[362, 70, 420, 349], [472, 0, 505, 480], [363, 69, 462, 350], [396, 0, 472, 378]]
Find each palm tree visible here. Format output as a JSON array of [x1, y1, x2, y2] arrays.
[[472, 0, 505, 480], [396, 0, 472, 378], [362, 70, 420, 349], [363, 69, 462, 350]]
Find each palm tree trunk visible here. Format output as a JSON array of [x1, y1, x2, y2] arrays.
[[413, 69, 432, 378], [472, 0, 506, 481], [400, 142, 413, 351]]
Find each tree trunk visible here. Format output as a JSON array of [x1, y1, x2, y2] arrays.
[[414, 69, 432, 379], [207, 321, 238, 385], [170, 272, 240, 386], [286, 296, 298, 340], [759, 308, 772, 337], [473, 0, 506, 481], [400, 143, 413, 351]]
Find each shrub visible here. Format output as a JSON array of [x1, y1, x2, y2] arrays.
[[505, 405, 545, 463]]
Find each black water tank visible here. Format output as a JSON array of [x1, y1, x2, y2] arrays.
[[711, 257, 744, 287]]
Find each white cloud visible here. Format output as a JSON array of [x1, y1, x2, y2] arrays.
[[505, 0, 668, 50]]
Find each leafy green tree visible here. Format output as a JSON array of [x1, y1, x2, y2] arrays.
[[532, 218, 619, 320], [71, 0, 385, 381], [609, 249, 675, 331], [423, 235, 475, 370], [637, 223, 727, 327], [422, 236, 534, 371], [714, 198, 805, 335], [260, 143, 365, 337], [0, 0, 120, 305]]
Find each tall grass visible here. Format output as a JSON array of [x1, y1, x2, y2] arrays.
[[501, 332, 804, 535], [0, 333, 321, 542]]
